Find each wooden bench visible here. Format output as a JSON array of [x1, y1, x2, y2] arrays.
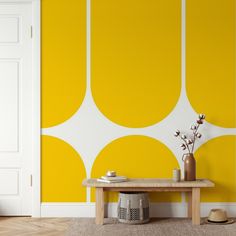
[[82, 178, 214, 225]]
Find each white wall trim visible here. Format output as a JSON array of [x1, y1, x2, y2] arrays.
[[41, 202, 236, 218], [31, 0, 41, 217]]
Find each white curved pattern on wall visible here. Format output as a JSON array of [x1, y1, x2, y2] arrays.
[[42, 0, 236, 203]]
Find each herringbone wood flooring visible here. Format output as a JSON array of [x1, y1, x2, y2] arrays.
[[0, 217, 72, 236]]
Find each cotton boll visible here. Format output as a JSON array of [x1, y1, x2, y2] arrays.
[[199, 114, 205, 119]]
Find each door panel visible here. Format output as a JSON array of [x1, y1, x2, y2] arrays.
[[0, 17, 19, 43], [0, 4, 32, 215], [0, 169, 19, 195], [0, 60, 19, 152]]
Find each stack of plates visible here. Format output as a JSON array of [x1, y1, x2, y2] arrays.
[[97, 176, 127, 183]]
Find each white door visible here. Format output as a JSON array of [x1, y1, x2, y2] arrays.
[[0, 3, 32, 215]]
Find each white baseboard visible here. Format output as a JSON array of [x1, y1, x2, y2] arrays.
[[41, 202, 236, 218]]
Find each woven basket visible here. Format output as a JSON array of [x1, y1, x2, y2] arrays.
[[117, 192, 149, 224]]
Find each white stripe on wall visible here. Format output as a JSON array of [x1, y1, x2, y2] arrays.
[[181, 0, 186, 93], [86, 0, 91, 204]]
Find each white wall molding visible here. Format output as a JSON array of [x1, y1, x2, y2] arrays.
[[41, 202, 236, 218], [41, 203, 95, 217]]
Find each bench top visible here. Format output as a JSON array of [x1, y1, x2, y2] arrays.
[[82, 178, 214, 188]]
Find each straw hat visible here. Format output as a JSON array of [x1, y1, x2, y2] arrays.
[[205, 209, 234, 225]]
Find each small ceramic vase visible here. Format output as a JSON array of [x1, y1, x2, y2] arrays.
[[173, 168, 181, 182], [182, 153, 196, 181]]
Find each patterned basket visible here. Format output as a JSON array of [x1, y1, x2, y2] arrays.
[[117, 192, 149, 224]]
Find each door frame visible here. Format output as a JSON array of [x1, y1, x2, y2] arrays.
[[0, 0, 41, 217]]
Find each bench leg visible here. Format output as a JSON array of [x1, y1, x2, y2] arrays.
[[188, 191, 192, 218], [192, 188, 200, 225], [95, 187, 104, 225]]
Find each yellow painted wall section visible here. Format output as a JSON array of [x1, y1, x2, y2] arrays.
[[40, 0, 236, 205], [91, 136, 181, 202], [186, 0, 236, 128], [42, 0, 86, 128], [42, 136, 86, 202], [91, 0, 181, 128], [195, 136, 236, 202]]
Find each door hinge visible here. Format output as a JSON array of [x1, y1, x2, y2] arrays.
[[30, 26, 33, 38], [30, 174, 33, 187]]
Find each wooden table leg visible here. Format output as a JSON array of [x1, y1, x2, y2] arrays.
[[95, 187, 104, 225], [192, 188, 200, 225], [188, 191, 192, 218]]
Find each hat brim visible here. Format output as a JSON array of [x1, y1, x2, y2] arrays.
[[204, 218, 234, 225]]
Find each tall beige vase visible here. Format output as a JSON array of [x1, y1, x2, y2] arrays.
[[182, 153, 196, 181]]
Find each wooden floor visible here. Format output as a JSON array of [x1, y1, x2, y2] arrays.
[[0, 217, 72, 236]]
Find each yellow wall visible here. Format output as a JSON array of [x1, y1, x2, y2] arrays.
[[91, 0, 181, 128], [91, 136, 181, 202], [42, 0, 236, 203], [41, 136, 86, 202], [186, 0, 236, 128], [42, 0, 86, 128], [41, 0, 87, 201]]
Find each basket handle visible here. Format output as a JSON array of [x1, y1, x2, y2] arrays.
[[117, 198, 121, 218], [127, 200, 131, 220], [139, 199, 143, 220]]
